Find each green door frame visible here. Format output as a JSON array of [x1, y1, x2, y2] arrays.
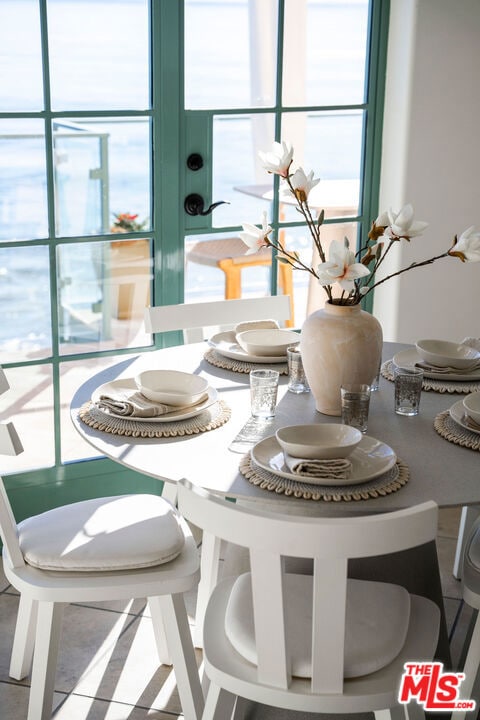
[[1, 0, 390, 522]]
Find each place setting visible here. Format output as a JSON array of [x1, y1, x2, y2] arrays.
[[237, 371, 408, 501], [78, 369, 231, 438], [382, 337, 480, 393], [434, 390, 480, 451], [204, 319, 298, 374], [239, 423, 409, 502]]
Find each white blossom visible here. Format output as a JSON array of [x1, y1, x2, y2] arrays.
[[384, 204, 428, 241], [448, 226, 480, 262], [239, 212, 273, 255], [288, 167, 320, 203], [317, 240, 370, 292], [258, 141, 294, 178]]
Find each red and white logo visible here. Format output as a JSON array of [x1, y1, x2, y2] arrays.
[[398, 662, 476, 712]]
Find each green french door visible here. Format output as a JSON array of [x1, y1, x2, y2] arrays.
[[0, 0, 388, 515]]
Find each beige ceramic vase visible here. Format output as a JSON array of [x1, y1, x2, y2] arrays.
[[300, 301, 383, 416]]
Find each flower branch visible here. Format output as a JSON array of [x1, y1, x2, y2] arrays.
[[240, 141, 480, 306]]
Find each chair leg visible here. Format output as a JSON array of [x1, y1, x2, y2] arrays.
[[403, 702, 425, 719], [153, 593, 204, 720], [161, 482, 178, 506], [453, 506, 480, 579], [194, 531, 222, 648], [232, 696, 254, 720], [9, 594, 38, 680], [27, 601, 66, 720], [147, 596, 172, 666], [451, 609, 480, 720], [203, 681, 237, 720]]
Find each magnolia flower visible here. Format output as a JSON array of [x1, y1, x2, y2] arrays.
[[239, 211, 273, 255], [317, 240, 370, 292], [448, 226, 480, 262], [258, 141, 293, 178], [288, 167, 320, 203], [384, 203, 429, 241]]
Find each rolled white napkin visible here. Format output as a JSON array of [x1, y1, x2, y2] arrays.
[[96, 390, 208, 418], [284, 452, 352, 480], [234, 319, 279, 334]]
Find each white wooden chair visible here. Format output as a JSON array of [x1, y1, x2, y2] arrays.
[[451, 515, 480, 720], [0, 367, 203, 720], [144, 295, 292, 343], [177, 478, 441, 720]]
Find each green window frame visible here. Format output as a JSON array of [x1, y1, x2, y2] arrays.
[[0, 0, 389, 518]]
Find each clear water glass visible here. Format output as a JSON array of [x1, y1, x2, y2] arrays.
[[287, 345, 310, 394], [394, 366, 424, 416], [370, 360, 382, 392], [250, 369, 280, 419], [341, 383, 371, 433]]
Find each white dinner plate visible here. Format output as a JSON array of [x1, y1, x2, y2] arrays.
[[392, 348, 480, 382], [91, 379, 218, 423], [208, 331, 290, 364], [449, 399, 480, 436], [251, 434, 397, 486]]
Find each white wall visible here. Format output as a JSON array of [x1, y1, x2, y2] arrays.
[[373, 0, 480, 343]]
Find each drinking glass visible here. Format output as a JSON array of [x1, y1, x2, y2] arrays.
[[250, 369, 280, 419], [394, 366, 424, 416], [370, 360, 382, 392], [287, 345, 310, 394], [341, 383, 371, 433]]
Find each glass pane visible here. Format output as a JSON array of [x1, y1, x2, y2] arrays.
[[212, 114, 275, 229], [0, 366, 54, 473], [185, 232, 272, 304], [185, 0, 278, 109], [47, 0, 149, 111], [58, 239, 152, 355], [53, 118, 151, 237], [0, 119, 48, 241], [0, 245, 52, 362], [283, 0, 369, 107], [280, 111, 362, 222], [0, 1, 43, 112], [60, 357, 119, 462]]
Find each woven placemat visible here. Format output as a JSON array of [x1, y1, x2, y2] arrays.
[[381, 360, 480, 394], [434, 410, 480, 450], [79, 399, 231, 438], [204, 347, 288, 375], [239, 454, 409, 502]]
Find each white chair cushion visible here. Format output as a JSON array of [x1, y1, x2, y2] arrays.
[[17, 494, 185, 571], [224, 572, 410, 679]]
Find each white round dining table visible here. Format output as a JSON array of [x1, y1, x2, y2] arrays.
[[71, 341, 480, 514], [71, 340, 480, 666]]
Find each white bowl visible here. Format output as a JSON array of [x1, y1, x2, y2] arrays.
[[236, 329, 299, 357], [275, 424, 362, 460], [415, 339, 480, 370], [463, 392, 480, 425], [135, 370, 209, 406]]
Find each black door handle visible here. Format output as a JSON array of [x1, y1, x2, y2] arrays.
[[184, 193, 229, 216]]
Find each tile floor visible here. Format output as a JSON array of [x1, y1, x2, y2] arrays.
[[0, 506, 477, 719]]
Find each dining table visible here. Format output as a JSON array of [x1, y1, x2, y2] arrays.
[[71, 339, 480, 666]]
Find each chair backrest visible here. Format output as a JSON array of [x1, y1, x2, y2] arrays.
[[177, 479, 438, 693], [0, 366, 25, 568], [144, 295, 292, 343]]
